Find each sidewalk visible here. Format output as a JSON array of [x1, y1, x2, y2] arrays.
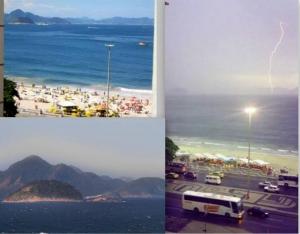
[[181, 220, 250, 233]]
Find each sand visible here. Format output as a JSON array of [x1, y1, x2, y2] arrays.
[[12, 80, 153, 117]]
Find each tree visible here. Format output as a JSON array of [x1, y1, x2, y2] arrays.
[[166, 137, 179, 164], [4, 78, 20, 117]]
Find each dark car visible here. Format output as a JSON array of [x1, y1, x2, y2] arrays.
[[184, 171, 197, 180], [166, 172, 179, 179], [247, 207, 269, 218]]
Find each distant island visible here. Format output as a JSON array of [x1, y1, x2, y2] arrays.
[[0, 156, 164, 202], [5, 9, 154, 25], [3, 180, 83, 203]]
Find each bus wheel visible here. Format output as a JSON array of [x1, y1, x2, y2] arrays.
[[225, 213, 231, 218], [193, 208, 199, 214]]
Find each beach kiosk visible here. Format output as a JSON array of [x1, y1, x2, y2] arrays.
[[57, 101, 78, 116]]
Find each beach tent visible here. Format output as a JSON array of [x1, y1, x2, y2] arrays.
[[176, 151, 190, 157], [194, 153, 206, 159], [239, 158, 249, 163], [202, 153, 218, 160], [216, 154, 232, 161], [252, 159, 270, 166]]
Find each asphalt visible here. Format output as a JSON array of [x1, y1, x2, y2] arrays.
[[181, 171, 298, 196], [166, 173, 298, 233]]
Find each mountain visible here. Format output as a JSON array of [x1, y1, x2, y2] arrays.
[[4, 180, 83, 203], [0, 156, 164, 200], [96, 17, 154, 25], [117, 178, 165, 198], [5, 9, 154, 25], [5, 9, 71, 25]]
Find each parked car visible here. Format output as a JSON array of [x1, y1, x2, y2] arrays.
[[166, 162, 187, 174], [209, 171, 224, 179], [166, 172, 180, 179], [264, 185, 280, 193], [184, 171, 197, 180], [258, 181, 272, 187], [205, 175, 221, 185], [247, 207, 269, 218]]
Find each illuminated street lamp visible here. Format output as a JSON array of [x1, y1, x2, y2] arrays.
[[105, 44, 114, 117], [244, 106, 257, 199]]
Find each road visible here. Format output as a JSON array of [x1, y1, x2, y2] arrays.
[[166, 173, 298, 233], [182, 171, 298, 196]]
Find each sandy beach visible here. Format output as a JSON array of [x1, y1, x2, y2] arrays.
[[12, 79, 153, 117], [174, 141, 298, 174]]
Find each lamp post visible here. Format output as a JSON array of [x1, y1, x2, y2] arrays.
[[105, 44, 114, 117], [244, 107, 257, 199]]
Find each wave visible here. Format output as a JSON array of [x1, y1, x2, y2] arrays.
[[6, 75, 153, 97], [117, 87, 152, 94], [172, 137, 298, 156], [277, 149, 290, 153], [204, 142, 226, 146], [237, 146, 248, 149], [261, 147, 271, 151]]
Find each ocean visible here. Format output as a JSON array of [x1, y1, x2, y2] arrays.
[[0, 199, 164, 233], [4, 24, 153, 92], [166, 95, 298, 155]]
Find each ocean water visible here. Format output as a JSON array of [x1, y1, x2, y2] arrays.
[[0, 199, 164, 233], [4, 24, 153, 91], [166, 95, 298, 155]]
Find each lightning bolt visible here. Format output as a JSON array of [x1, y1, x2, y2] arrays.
[[268, 22, 285, 93]]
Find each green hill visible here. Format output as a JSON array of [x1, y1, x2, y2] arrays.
[[4, 180, 83, 202]]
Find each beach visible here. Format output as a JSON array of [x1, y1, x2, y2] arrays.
[[5, 24, 154, 118], [13, 79, 152, 117], [174, 140, 298, 174]]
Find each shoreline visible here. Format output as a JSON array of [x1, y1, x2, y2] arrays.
[[2, 199, 82, 203], [7, 75, 153, 97], [171, 136, 298, 157], [8, 77, 153, 117]]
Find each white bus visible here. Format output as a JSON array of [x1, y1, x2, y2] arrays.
[[277, 174, 298, 188], [182, 191, 244, 219]]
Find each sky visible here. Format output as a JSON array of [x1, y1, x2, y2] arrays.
[[0, 119, 164, 179], [4, 0, 154, 19], [165, 0, 298, 95]]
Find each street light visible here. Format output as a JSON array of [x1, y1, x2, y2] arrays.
[[105, 44, 114, 117], [244, 106, 257, 199]]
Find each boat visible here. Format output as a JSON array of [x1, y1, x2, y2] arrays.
[[138, 41, 146, 46]]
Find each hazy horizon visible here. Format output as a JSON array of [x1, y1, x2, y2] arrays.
[[166, 0, 298, 96], [0, 119, 164, 179], [4, 0, 154, 19]]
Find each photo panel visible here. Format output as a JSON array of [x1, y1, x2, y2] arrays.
[[2, 0, 160, 118], [0, 118, 165, 233], [165, 0, 298, 233]]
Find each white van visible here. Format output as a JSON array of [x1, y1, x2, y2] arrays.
[[205, 175, 221, 185]]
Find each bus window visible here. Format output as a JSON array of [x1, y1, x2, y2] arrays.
[[231, 202, 238, 213]]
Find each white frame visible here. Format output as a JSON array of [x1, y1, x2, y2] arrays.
[[152, 0, 165, 118]]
